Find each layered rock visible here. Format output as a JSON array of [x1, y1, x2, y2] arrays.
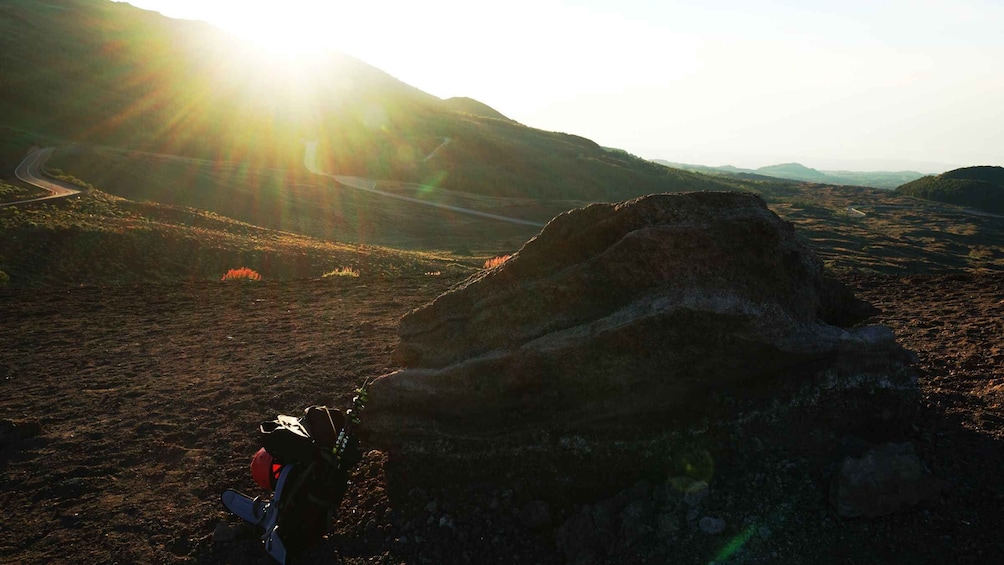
[[365, 192, 916, 490]]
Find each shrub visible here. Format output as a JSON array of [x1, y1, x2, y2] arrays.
[[0, 270, 8, 287], [323, 267, 360, 278], [221, 267, 262, 282], [484, 254, 511, 269]]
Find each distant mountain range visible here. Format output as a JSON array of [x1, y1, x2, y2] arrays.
[[653, 160, 926, 190]]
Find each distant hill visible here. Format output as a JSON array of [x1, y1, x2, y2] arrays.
[[654, 159, 924, 189], [895, 166, 1004, 214], [819, 170, 928, 189], [756, 162, 831, 183], [0, 0, 739, 202], [652, 160, 793, 183]]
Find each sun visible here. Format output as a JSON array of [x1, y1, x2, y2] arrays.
[[221, 6, 336, 56]]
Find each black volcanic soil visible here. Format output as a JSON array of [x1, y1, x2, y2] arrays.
[[1, 272, 1002, 564]]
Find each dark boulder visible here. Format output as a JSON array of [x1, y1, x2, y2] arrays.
[[366, 192, 916, 493]]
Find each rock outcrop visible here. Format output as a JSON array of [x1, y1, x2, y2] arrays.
[[366, 192, 917, 492]]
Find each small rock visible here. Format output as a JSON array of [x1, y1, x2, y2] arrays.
[[439, 514, 455, 530], [652, 481, 673, 506], [213, 522, 238, 544], [699, 516, 726, 535], [656, 511, 680, 539], [620, 500, 654, 545], [669, 476, 695, 491], [830, 442, 938, 518], [425, 500, 438, 514], [558, 435, 592, 454], [627, 480, 651, 501], [683, 481, 709, 507], [520, 500, 552, 530], [686, 507, 700, 523], [0, 419, 42, 447], [589, 503, 618, 553], [555, 510, 600, 565]]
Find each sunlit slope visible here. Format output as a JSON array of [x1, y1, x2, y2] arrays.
[[0, 0, 437, 168], [1, 0, 736, 201], [0, 189, 471, 287]]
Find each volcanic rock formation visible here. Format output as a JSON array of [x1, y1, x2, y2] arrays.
[[366, 192, 916, 488]]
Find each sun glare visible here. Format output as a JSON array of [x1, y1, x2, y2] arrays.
[[222, 6, 334, 56], [121, 1, 350, 56]]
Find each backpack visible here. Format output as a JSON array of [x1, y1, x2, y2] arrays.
[[222, 401, 365, 564]]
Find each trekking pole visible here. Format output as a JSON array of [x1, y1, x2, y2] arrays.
[[331, 377, 372, 466]]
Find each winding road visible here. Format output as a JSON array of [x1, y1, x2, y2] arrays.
[[303, 140, 544, 227], [4, 144, 546, 227], [1, 147, 83, 208]]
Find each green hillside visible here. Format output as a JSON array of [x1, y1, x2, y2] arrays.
[[0, 0, 738, 202], [896, 166, 1004, 214]]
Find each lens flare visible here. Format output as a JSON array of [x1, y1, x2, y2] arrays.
[[713, 524, 757, 562]]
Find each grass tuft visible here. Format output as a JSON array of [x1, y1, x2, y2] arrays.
[[323, 267, 360, 278], [221, 267, 262, 282]]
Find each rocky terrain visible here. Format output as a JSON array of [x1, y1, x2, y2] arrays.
[[2, 266, 1002, 564]]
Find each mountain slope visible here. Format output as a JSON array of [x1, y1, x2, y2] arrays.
[[0, 0, 738, 202], [896, 166, 1004, 214], [443, 97, 515, 122]]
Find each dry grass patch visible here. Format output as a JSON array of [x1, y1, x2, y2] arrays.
[[484, 254, 511, 269], [322, 267, 360, 278]]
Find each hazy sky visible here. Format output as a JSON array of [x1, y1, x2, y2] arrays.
[[116, 0, 1003, 172]]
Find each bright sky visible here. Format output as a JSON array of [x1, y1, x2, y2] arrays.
[[116, 0, 1003, 172]]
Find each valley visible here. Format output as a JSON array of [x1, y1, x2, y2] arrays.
[[3, 138, 1000, 288]]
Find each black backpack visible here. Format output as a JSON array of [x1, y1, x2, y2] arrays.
[[257, 405, 363, 554], [223, 381, 371, 563]]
